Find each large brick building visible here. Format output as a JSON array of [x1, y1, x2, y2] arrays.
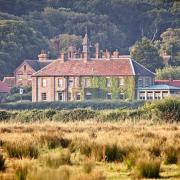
[[32, 34, 155, 102]]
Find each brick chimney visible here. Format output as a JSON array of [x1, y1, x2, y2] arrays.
[[95, 43, 99, 59], [59, 52, 65, 62], [38, 50, 49, 61], [82, 33, 90, 62], [113, 49, 119, 58]]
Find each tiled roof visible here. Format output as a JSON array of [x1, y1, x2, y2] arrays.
[[33, 58, 154, 77], [24, 60, 53, 71], [0, 80, 10, 93], [155, 80, 180, 87], [141, 84, 180, 90], [3, 77, 15, 88]]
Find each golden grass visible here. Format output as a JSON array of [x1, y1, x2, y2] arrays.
[[0, 120, 180, 179]]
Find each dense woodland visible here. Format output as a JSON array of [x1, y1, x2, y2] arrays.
[[0, 0, 180, 78]]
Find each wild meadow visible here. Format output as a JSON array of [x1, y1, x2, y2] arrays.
[[0, 98, 179, 180]]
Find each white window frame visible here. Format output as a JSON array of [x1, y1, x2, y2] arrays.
[[42, 79, 47, 87]]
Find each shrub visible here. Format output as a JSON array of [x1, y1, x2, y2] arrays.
[[5, 141, 39, 159], [0, 110, 11, 121], [145, 98, 180, 122], [42, 150, 71, 168], [53, 109, 97, 122], [105, 144, 126, 162], [164, 146, 178, 164], [136, 158, 160, 178], [39, 133, 70, 149], [0, 154, 6, 171]]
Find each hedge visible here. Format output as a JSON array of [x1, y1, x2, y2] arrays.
[[0, 100, 144, 110]]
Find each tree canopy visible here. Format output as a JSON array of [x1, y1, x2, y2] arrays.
[[0, 0, 179, 78], [130, 37, 163, 72]]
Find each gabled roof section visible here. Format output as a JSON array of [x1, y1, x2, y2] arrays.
[[24, 60, 53, 71], [33, 58, 155, 77], [0, 80, 10, 93], [131, 59, 155, 76], [15, 60, 53, 73]]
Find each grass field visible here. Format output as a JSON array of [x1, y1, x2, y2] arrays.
[[0, 120, 180, 180]]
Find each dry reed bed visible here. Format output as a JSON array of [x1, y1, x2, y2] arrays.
[[0, 120, 180, 179]]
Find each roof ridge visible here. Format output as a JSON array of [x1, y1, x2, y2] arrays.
[[32, 59, 58, 76]]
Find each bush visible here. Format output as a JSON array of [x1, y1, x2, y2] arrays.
[[39, 132, 70, 149], [105, 144, 126, 162], [0, 110, 11, 121], [0, 100, 144, 111], [5, 141, 39, 159], [0, 154, 6, 171], [144, 98, 180, 122], [53, 109, 98, 122], [136, 158, 160, 178], [164, 146, 178, 164]]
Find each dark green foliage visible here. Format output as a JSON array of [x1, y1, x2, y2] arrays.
[[0, 100, 144, 110], [149, 98, 180, 122], [156, 66, 180, 80], [0, 20, 49, 79], [130, 37, 163, 72], [53, 109, 97, 122], [0, 110, 11, 120], [105, 144, 126, 162], [0, 154, 6, 171]]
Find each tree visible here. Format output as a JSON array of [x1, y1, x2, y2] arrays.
[[49, 34, 83, 57], [130, 37, 163, 72], [0, 20, 49, 79], [160, 28, 180, 66], [156, 66, 180, 80]]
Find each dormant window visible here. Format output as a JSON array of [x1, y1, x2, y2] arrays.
[[42, 79, 47, 87], [41, 93, 47, 101]]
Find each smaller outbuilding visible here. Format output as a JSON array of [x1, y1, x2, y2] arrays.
[[137, 84, 180, 100]]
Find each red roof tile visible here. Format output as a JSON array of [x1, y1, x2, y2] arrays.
[[0, 80, 10, 93], [33, 58, 154, 77], [3, 77, 15, 88], [155, 80, 180, 87]]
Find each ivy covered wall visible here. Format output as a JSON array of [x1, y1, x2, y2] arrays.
[[70, 76, 136, 101]]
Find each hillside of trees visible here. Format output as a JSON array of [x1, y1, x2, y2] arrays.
[[0, 0, 180, 78]]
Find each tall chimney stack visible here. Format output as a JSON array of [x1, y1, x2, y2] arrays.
[[38, 50, 48, 61], [82, 33, 90, 62], [95, 43, 99, 59]]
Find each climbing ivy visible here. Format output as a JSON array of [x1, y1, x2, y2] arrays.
[[71, 76, 136, 101]]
